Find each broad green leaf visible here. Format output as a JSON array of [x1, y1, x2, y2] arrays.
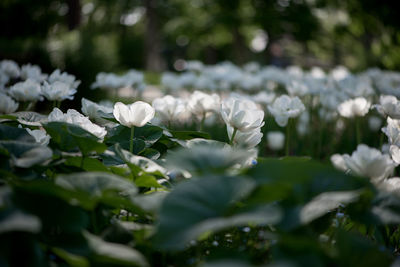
[[43, 122, 106, 155], [0, 124, 35, 142], [51, 247, 90, 267], [0, 210, 41, 234], [135, 175, 163, 188], [152, 175, 281, 251], [83, 231, 149, 267], [170, 130, 211, 140], [65, 156, 109, 172]]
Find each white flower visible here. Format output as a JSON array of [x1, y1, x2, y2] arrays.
[[42, 81, 77, 101], [81, 98, 113, 124], [382, 117, 400, 146], [374, 95, 400, 119], [227, 125, 263, 149], [0, 93, 19, 114], [20, 64, 47, 82], [286, 79, 309, 96], [188, 91, 220, 118], [266, 131, 285, 151], [48, 69, 81, 90], [368, 116, 382, 132], [378, 177, 400, 194], [48, 108, 107, 140], [221, 97, 264, 132], [268, 95, 305, 127], [330, 154, 347, 172], [152, 95, 185, 123], [250, 91, 275, 106], [334, 144, 397, 182], [337, 97, 371, 118], [26, 128, 50, 146], [9, 79, 43, 102], [113, 101, 155, 128], [0, 60, 20, 78]]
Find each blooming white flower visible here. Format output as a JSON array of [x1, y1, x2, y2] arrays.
[[113, 101, 155, 128], [227, 125, 263, 149], [48, 69, 81, 90], [266, 131, 285, 151], [286, 79, 309, 96], [152, 95, 185, 123], [337, 97, 371, 118], [81, 98, 113, 124], [48, 108, 107, 140], [332, 144, 397, 182], [382, 117, 400, 146], [9, 79, 43, 102], [188, 91, 220, 118], [221, 96, 264, 132], [20, 64, 47, 82], [0, 93, 19, 114], [268, 95, 305, 127], [368, 116, 382, 132], [42, 81, 77, 101], [374, 95, 400, 119], [26, 128, 50, 146], [0, 60, 20, 78]]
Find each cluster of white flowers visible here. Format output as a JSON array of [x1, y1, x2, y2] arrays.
[[91, 70, 145, 92], [0, 59, 80, 114]]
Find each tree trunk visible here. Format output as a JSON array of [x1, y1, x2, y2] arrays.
[[67, 0, 81, 30]]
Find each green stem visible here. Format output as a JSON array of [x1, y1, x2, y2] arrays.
[[80, 155, 85, 169], [130, 126, 135, 153], [229, 128, 238, 145], [379, 130, 385, 149], [356, 118, 361, 145], [285, 119, 291, 156], [200, 113, 206, 132]]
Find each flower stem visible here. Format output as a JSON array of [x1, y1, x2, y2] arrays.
[[229, 128, 238, 145], [130, 126, 135, 153], [285, 119, 291, 156], [200, 113, 206, 132], [356, 118, 361, 145]]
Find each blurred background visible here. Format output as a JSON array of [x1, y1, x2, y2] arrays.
[[1, 0, 400, 90]]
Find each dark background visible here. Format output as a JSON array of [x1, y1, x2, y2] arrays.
[[1, 0, 400, 91]]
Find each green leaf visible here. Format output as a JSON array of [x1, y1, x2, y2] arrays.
[[152, 175, 281, 251], [0, 210, 41, 234], [51, 247, 90, 267], [55, 172, 138, 203], [135, 175, 163, 188], [43, 121, 106, 155], [65, 157, 109, 172], [0, 124, 35, 142], [170, 130, 211, 140], [83, 231, 149, 267]]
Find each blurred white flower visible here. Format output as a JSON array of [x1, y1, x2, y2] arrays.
[[113, 101, 155, 127], [382, 117, 400, 146], [330, 154, 347, 172], [368, 116, 382, 132], [378, 177, 400, 194], [0, 93, 19, 114], [250, 91, 275, 106], [221, 96, 264, 132], [267, 131, 285, 151], [374, 95, 400, 119], [333, 144, 397, 182], [48, 69, 81, 90], [20, 64, 47, 82], [48, 108, 107, 140], [0, 60, 20, 78], [9, 79, 43, 102], [81, 98, 113, 125], [337, 97, 371, 118], [26, 128, 50, 146], [227, 125, 262, 149], [42, 81, 77, 101], [268, 95, 305, 127], [152, 95, 185, 124], [188, 90, 220, 118], [286, 79, 309, 96], [297, 111, 310, 136]]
